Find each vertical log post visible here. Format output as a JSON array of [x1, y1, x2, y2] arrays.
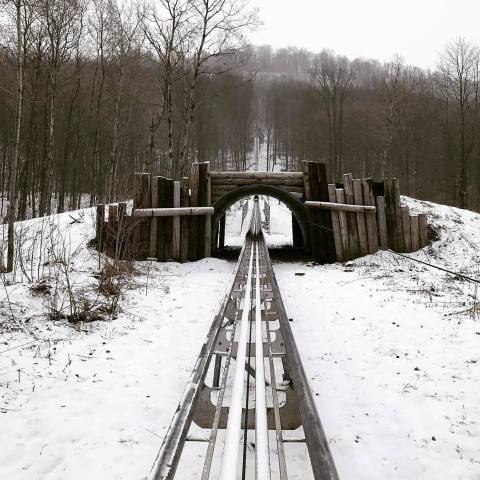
[[180, 177, 190, 263], [418, 213, 428, 248], [156, 177, 167, 261], [196, 162, 209, 259], [401, 206, 412, 253], [203, 162, 212, 258], [108, 204, 118, 259], [393, 178, 405, 252], [362, 179, 379, 254], [304, 161, 335, 263], [317, 163, 337, 262], [133, 173, 151, 260], [376, 196, 389, 250], [335, 188, 350, 260], [410, 215, 420, 251], [384, 179, 398, 251], [164, 179, 174, 260], [328, 184, 343, 262], [343, 173, 360, 258], [96, 204, 105, 252], [352, 178, 368, 256], [189, 163, 200, 261], [172, 181, 181, 261], [149, 176, 159, 259], [116, 202, 126, 261]]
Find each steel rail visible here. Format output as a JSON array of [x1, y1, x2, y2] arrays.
[[258, 234, 340, 480], [255, 243, 271, 479], [265, 302, 289, 480], [148, 240, 250, 480], [218, 247, 255, 479], [200, 308, 240, 480]]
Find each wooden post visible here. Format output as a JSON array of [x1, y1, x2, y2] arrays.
[[304, 162, 323, 262], [410, 215, 420, 251], [172, 181, 181, 260], [116, 202, 127, 261], [189, 163, 200, 261], [149, 176, 159, 259], [164, 179, 174, 260], [303, 161, 335, 263], [316, 163, 337, 262], [328, 184, 343, 262], [204, 162, 212, 258], [362, 179, 379, 254], [401, 206, 412, 253], [335, 188, 350, 260], [157, 177, 167, 261], [133, 173, 143, 210], [180, 177, 190, 263], [376, 196, 388, 250], [108, 204, 118, 258], [352, 179, 368, 256], [196, 162, 209, 259], [133, 173, 151, 259], [343, 173, 360, 258], [96, 204, 105, 252], [384, 178, 397, 251], [393, 178, 405, 252], [418, 213, 428, 248]]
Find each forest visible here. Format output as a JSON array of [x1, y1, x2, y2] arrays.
[[0, 0, 479, 232]]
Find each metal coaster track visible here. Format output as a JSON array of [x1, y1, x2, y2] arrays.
[[148, 197, 339, 480]]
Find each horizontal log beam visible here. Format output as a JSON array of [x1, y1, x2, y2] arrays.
[[210, 172, 304, 180], [211, 185, 305, 194], [305, 201, 376, 213], [133, 207, 214, 217], [211, 178, 304, 187]]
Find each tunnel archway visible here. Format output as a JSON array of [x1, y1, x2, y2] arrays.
[[212, 184, 310, 252]]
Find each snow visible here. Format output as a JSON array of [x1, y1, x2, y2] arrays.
[[0, 210, 234, 480], [274, 196, 480, 479], [1, 190, 479, 479]]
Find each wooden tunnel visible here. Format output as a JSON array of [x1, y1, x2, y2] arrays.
[[95, 161, 429, 264]]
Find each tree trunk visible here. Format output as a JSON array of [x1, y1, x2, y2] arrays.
[[7, 0, 24, 272]]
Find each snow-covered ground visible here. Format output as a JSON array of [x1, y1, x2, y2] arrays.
[[1, 191, 479, 479], [0, 211, 234, 479], [276, 196, 480, 479]]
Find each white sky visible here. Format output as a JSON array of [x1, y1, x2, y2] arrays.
[[250, 0, 480, 69]]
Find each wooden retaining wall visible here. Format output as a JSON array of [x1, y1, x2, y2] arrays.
[[96, 165, 212, 262], [95, 161, 429, 264]]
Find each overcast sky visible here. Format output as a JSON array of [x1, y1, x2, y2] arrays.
[[250, 0, 480, 69]]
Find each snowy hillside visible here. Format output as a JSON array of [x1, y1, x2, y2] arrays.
[[0, 196, 479, 479]]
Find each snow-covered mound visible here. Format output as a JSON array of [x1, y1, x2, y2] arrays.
[[0, 196, 478, 479], [275, 196, 480, 479]]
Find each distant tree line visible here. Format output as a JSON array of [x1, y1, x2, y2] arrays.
[[251, 44, 480, 211], [0, 1, 478, 251]]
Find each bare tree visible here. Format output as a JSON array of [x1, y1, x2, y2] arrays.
[[106, 0, 142, 202], [5, 0, 25, 271], [141, 0, 191, 177], [36, 0, 85, 215], [178, 0, 258, 176], [438, 38, 480, 209], [311, 50, 355, 181]]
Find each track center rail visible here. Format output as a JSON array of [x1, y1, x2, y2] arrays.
[[148, 197, 339, 480]]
